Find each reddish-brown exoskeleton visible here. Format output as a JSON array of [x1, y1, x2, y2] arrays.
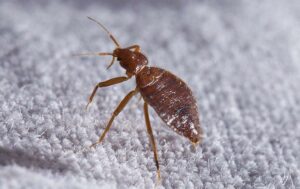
[[79, 17, 203, 182]]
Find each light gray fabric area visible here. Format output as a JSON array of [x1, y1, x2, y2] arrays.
[[1, 0, 300, 188]]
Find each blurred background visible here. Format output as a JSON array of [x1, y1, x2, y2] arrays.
[[0, 0, 300, 188]]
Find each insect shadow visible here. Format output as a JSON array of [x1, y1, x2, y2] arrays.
[[0, 146, 73, 174]]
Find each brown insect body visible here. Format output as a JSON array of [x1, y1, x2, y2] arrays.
[[136, 66, 203, 143], [114, 48, 203, 143], [81, 17, 203, 183], [113, 48, 202, 143]]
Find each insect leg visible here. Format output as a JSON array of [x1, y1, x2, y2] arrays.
[[124, 45, 140, 52], [143, 102, 161, 183], [90, 88, 138, 148], [86, 76, 131, 109], [106, 56, 116, 70]]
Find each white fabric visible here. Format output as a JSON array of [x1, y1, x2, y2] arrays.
[[0, 1, 300, 188]]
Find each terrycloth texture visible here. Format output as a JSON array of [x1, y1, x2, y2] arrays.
[[1, 0, 300, 188]]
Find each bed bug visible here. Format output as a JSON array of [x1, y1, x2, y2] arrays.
[[78, 17, 203, 182]]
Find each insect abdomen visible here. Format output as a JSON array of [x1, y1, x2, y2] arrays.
[[136, 67, 203, 143]]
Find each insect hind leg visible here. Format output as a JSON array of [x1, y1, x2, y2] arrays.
[[143, 102, 161, 184], [90, 88, 138, 148]]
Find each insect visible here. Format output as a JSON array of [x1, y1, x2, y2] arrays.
[[79, 17, 203, 182]]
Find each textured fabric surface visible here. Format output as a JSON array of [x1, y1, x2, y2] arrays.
[[1, 0, 300, 188]]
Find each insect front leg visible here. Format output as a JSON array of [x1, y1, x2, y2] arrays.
[[144, 102, 161, 184], [124, 45, 140, 52], [90, 88, 138, 148], [86, 76, 131, 109]]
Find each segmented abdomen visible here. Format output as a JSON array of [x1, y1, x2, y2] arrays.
[[136, 66, 203, 143]]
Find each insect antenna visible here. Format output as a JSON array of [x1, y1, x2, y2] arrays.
[[72, 52, 113, 57], [87, 16, 121, 48], [73, 17, 118, 69], [72, 52, 115, 69]]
